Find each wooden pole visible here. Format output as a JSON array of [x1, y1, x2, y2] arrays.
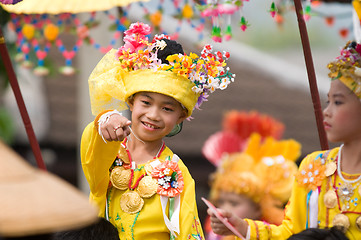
[[293, 0, 329, 150], [0, 27, 46, 170]]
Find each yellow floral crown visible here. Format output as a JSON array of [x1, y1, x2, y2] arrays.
[[328, 41, 361, 98], [88, 22, 235, 117]]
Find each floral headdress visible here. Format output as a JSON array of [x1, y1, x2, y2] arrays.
[[328, 41, 361, 99], [88, 22, 235, 117], [203, 110, 301, 225]]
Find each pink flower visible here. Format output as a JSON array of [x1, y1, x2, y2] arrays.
[[201, 8, 218, 17], [123, 34, 148, 53], [218, 3, 239, 15], [124, 22, 151, 36], [151, 160, 184, 197]]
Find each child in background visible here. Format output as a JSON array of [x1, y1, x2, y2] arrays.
[[202, 111, 300, 240], [81, 22, 235, 240], [208, 41, 361, 240]]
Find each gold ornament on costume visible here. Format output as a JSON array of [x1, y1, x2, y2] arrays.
[[325, 162, 337, 177], [144, 163, 154, 176], [110, 167, 131, 190], [332, 213, 350, 233], [324, 189, 338, 209], [338, 182, 356, 211], [120, 191, 144, 214], [118, 145, 130, 164], [137, 175, 158, 198]]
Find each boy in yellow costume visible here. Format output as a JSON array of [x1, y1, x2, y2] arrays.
[[80, 22, 235, 240], [202, 111, 300, 240], [208, 41, 361, 240]]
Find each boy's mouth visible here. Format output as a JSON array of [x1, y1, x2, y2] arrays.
[[142, 121, 160, 129]]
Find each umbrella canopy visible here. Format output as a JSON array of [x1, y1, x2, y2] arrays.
[[0, 140, 98, 237], [1, 0, 148, 14]]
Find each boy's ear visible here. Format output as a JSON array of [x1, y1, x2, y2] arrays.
[[127, 97, 134, 111], [176, 110, 188, 124]]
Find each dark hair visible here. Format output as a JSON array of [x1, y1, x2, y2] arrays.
[[156, 39, 184, 64], [53, 217, 119, 240], [287, 227, 349, 240]]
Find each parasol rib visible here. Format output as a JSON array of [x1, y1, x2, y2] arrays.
[[293, 0, 329, 150], [0, 28, 46, 170]]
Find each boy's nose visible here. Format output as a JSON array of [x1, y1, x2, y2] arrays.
[[146, 107, 160, 121]]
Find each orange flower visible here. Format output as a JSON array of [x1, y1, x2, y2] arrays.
[[296, 158, 326, 191], [151, 160, 184, 197]]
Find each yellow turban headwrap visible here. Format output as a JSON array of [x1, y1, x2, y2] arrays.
[[328, 41, 361, 99], [88, 22, 235, 117], [88, 49, 199, 117]]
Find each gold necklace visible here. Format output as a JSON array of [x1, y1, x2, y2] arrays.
[[109, 139, 164, 214]]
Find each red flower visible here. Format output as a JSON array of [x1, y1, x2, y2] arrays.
[[355, 44, 361, 56]]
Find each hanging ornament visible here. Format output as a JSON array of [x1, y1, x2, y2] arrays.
[[269, 2, 277, 18], [44, 23, 59, 42], [324, 16, 335, 27], [224, 24, 232, 41], [22, 24, 35, 40], [339, 28, 349, 39], [239, 16, 249, 31], [310, 0, 322, 7], [182, 3, 194, 19], [303, 5, 311, 21], [274, 13, 284, 25], [211, 25, 222, 42], [150, 10, 162, 27]]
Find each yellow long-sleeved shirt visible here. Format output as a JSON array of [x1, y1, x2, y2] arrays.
[[81, 122, 204, 240], [241, 147, 361, 240]]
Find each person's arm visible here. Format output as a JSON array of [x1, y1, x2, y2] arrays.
[[176, 160, 205, 239], [80, 121, 120, 212], [209, 153, 320, 240]]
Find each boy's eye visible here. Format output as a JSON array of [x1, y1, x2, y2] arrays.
[[141, 100, 150, 105], [163, 107, 174, 112], [335, 100, 343, 105]]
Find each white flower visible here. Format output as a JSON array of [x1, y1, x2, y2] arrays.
[[163, 182, 170, 189], [156, 40, 167, 50], [192, 85, 203, 94], [163, 168, 170, 175], [158, 178, 166, 185]]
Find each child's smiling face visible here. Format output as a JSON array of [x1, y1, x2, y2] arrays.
[[129, 92, 187, 142], [323, 80, 361, 144]]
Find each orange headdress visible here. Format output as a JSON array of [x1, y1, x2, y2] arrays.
[[203, 110, 301, 225]]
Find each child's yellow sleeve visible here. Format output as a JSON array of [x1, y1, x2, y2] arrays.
[[239, 153, 321, 240], [80, 121, 120, 216]]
